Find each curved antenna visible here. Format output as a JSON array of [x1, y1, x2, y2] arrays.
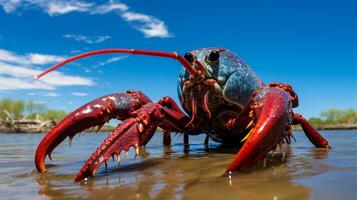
[[34, 48, 198, 79]]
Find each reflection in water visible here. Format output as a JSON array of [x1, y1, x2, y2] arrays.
[[34, 138, 313, 200], [3, 131, 357, 200], [308, 148, 330, 160]]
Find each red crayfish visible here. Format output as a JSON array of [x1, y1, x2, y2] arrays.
[[34, 48, 330, 181]]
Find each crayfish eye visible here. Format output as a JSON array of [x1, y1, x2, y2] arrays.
[[207, 50, 220, 64], [184, 52, 195, 63]]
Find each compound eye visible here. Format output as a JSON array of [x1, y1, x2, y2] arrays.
[[207, 50, 220, 64], [184, 52, 194, 63]]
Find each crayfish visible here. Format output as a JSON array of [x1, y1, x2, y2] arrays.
[[34, 48, 330, 181]]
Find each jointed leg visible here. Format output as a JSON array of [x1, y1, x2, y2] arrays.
[[158, 96, 192, 145], [204, 135, 209, 145], [293, 113, 330, 148], [163, 130, 171, 146]]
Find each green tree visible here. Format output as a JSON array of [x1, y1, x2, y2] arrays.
[[308, 117, 325, 126], [43, 109, 67, 121], [0, 98, 66, 120], [309, 108, 357, 126], [342, 109, 357, 124], [0, 98, 12, 119], [12, 100, 25, 118], [320, 108, 343, 124], [0, 98, 25, 119], [25, 100, 46, 119]]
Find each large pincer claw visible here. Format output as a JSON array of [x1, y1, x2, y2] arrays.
[[226, 87, 293, 173], [35, 91, 150, 173]]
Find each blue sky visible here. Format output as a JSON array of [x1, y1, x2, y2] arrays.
[[0, 0, 356, 118]]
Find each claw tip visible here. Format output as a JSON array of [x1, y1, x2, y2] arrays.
[[48, 153, 53, 161], [92, 169, 97, 176], [135, 146, 139, 156], [69, 137, 73, 146], [125, 150, 129, 158]]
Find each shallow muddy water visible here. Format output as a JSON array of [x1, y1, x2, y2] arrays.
[[1, 130, 357, 200]]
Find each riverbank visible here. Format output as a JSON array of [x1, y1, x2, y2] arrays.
[[293, 124, 357, 131], [0, 119, 116, 133], [1, 118, 357, 133]]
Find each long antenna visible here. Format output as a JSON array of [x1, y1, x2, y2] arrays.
[[34, 48, 198, 79]]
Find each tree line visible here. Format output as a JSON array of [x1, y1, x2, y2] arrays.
[[308, 108, 357, 126], [0, 98, 67, 121], [0, 98, 356, 126]]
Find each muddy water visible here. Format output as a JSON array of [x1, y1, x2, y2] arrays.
[[0, 130, 357, 200]]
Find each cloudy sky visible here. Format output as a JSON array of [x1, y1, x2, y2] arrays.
[[0, 0, 356, 118]]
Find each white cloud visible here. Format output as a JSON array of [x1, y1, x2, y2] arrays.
[[0, 0, 21, 13], [45, 1, 94, 16], [40, 71, 93, 86], [0, 0, 94, 15], [0, 0, 172, 38], [0, 48, 64, 65], [0, 49, 93, 91], [71, 92, 88, 96], [96, 56, 127, 67], [121, 11, 172, 38], [90, 1, 128, 14], [28, 53, 64, 65], [42, 92, 60, 97], [0, 76, 54, 90], [62, 34, 111, 44]]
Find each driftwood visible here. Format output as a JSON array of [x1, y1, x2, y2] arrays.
[[0, 110, 56, 133], [0, 118, 56, 133]]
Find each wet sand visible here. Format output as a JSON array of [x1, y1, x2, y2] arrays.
[[1, 130, 357, 200]]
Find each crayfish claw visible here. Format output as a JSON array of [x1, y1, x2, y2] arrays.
[[35, 91, 151, 175], [226, 87, 293, 173]]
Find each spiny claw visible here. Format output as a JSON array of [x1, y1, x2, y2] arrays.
[[226, 87, 292, 173], [249, 110, 254, 117], [134, 145, 140, 159], [35, 92, 151, 174], [74, 115, 157, 181], [48, 153, 53, 161], [245, 120, 253, 129], [105, 160, 108, 170], [117, 153, 121, 163], [96, 123, 105, 133], [69, 136, 73, 146], [240, 128, 253, 142], [135, 145, 140, 156]]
